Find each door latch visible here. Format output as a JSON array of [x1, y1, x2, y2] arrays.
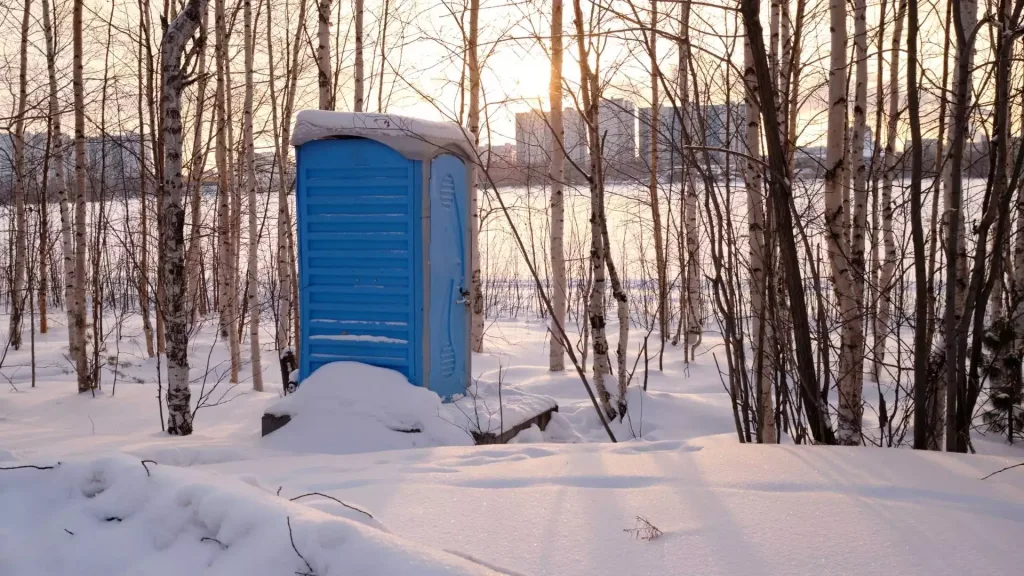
[[456, 288, 471, 305]]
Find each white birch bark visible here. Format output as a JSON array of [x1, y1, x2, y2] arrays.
[[317, 0, 333, 109], [214, 0, 240, 383], [162, 0, 207, 435], [41, 0, 75, 377], [743, 12, 775, 443], [354, 0, 364, 112], [826, 0, 860, 445], [845, 0, 869, 443], [648, 0, 669, 360], [571, 0, 614, 419], [469, 0, 485, 353], [873, 0, 906, 383], [548, 0, 567, 372], [186, 8, 209, 322], [243, 0, 263, 391], [72, 0, 91, 392], [9, 0, 31, 350], [938, 0, 977, 443]]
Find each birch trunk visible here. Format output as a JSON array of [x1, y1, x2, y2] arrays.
[[469, 0, 485, 353], [214, 0, 240, 383], [648, 0, 669, 365], [186, 9, 209, 322], [572, 0, 614, 419], [243, 0, 263, 391], [844, 0, 869, 445], [9, 0, 31, 350], [268, 0, 306, 382], [826, 0, 859, 444], [136, 11, 155, 358], [162, 0, 207, 435], [678, 0, 701, 361], [874, 0, 906, 384], [354, 0, 364, 111], [548, 0, 567, 372], [41, 0, 62, 339], [942, 0, 977, 451], [743, 12, 774, 443], [603, 209, 630, 417], [72, 0, 92, 393], [317, 0, 333, 109]]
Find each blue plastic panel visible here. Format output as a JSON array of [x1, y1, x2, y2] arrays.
[[428, 154, 469, 398], [296, 138, 423, 385]]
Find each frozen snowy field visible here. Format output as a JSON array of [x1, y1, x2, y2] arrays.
[[2, 317, 1023, 575]]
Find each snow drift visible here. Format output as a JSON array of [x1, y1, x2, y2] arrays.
[[263, 362, 475, 454], [0, 454, 498, 576], [263, 362, 565, 454]]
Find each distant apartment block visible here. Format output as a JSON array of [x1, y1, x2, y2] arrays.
[[514, 109, 589, 168], [638, 106, 684, 169], [638, 104, 745, 168], [597, 98, 636, 160]]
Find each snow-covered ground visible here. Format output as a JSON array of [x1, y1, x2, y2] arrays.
[[2, 316, 1023, 575]]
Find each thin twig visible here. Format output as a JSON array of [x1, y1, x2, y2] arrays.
[[287, 516, 315, 576], [981, 461, 1024, 480], [140, 460, 157, 477], [201, 536, 227, 549], [0, 463, 56, 471], [290, 492, 374, 520]]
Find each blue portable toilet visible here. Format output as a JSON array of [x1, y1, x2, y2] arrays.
[[291, 111, 474, 399]]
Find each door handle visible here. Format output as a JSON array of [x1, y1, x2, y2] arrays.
[[456, 288, 471, 305]]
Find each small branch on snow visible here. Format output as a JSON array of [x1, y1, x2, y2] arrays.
[[0, 463, 57, 471], [64, 529, 74, 536], [287, 516, 316, 576], [201, 536, 228, 549], [140, 460, 157, 477], [289, 492, 374, 520], [981, 461, 1024, 480], [105, 517, 123, 523], [624, 516, 663, 541]]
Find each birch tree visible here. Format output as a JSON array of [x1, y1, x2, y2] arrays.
[[8, 0, 31, 350], [72, 0, 92, 392], [268, 0, 305, 385], [742, 1, 774, 443], [41, 0, 74, 377], [214, 0, 241, 383], [243, 0, 263, 391], [648, 0, 668, 363], [186, 8, 210, 322], [572, 0, 615, 419], [873, 0, 906, 383], [469, 0, 485, 353], [355, 0, 364, 111], [825, 0, 860, 445], [676, 0, 700, 362], [942, 0, 977, 451], [548, 0, 567, 372], [318, 0, 333, 109], [846, 0, 869, 440], [162, 0, 207, 435]]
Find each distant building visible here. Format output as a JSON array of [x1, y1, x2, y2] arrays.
[[514, 109, 589, 168], [85, 133, 148, 192], [638, 106, 683, 170], [704, 103, 745, 161], [598, 98, 636, 162], [515, 110, 551, 168]]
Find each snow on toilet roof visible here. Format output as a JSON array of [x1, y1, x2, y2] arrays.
[[291, 110, 477, 161]]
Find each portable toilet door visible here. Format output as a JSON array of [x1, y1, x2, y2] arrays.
[[426, 154, 469, 395], [292, 112, 473, 399]]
